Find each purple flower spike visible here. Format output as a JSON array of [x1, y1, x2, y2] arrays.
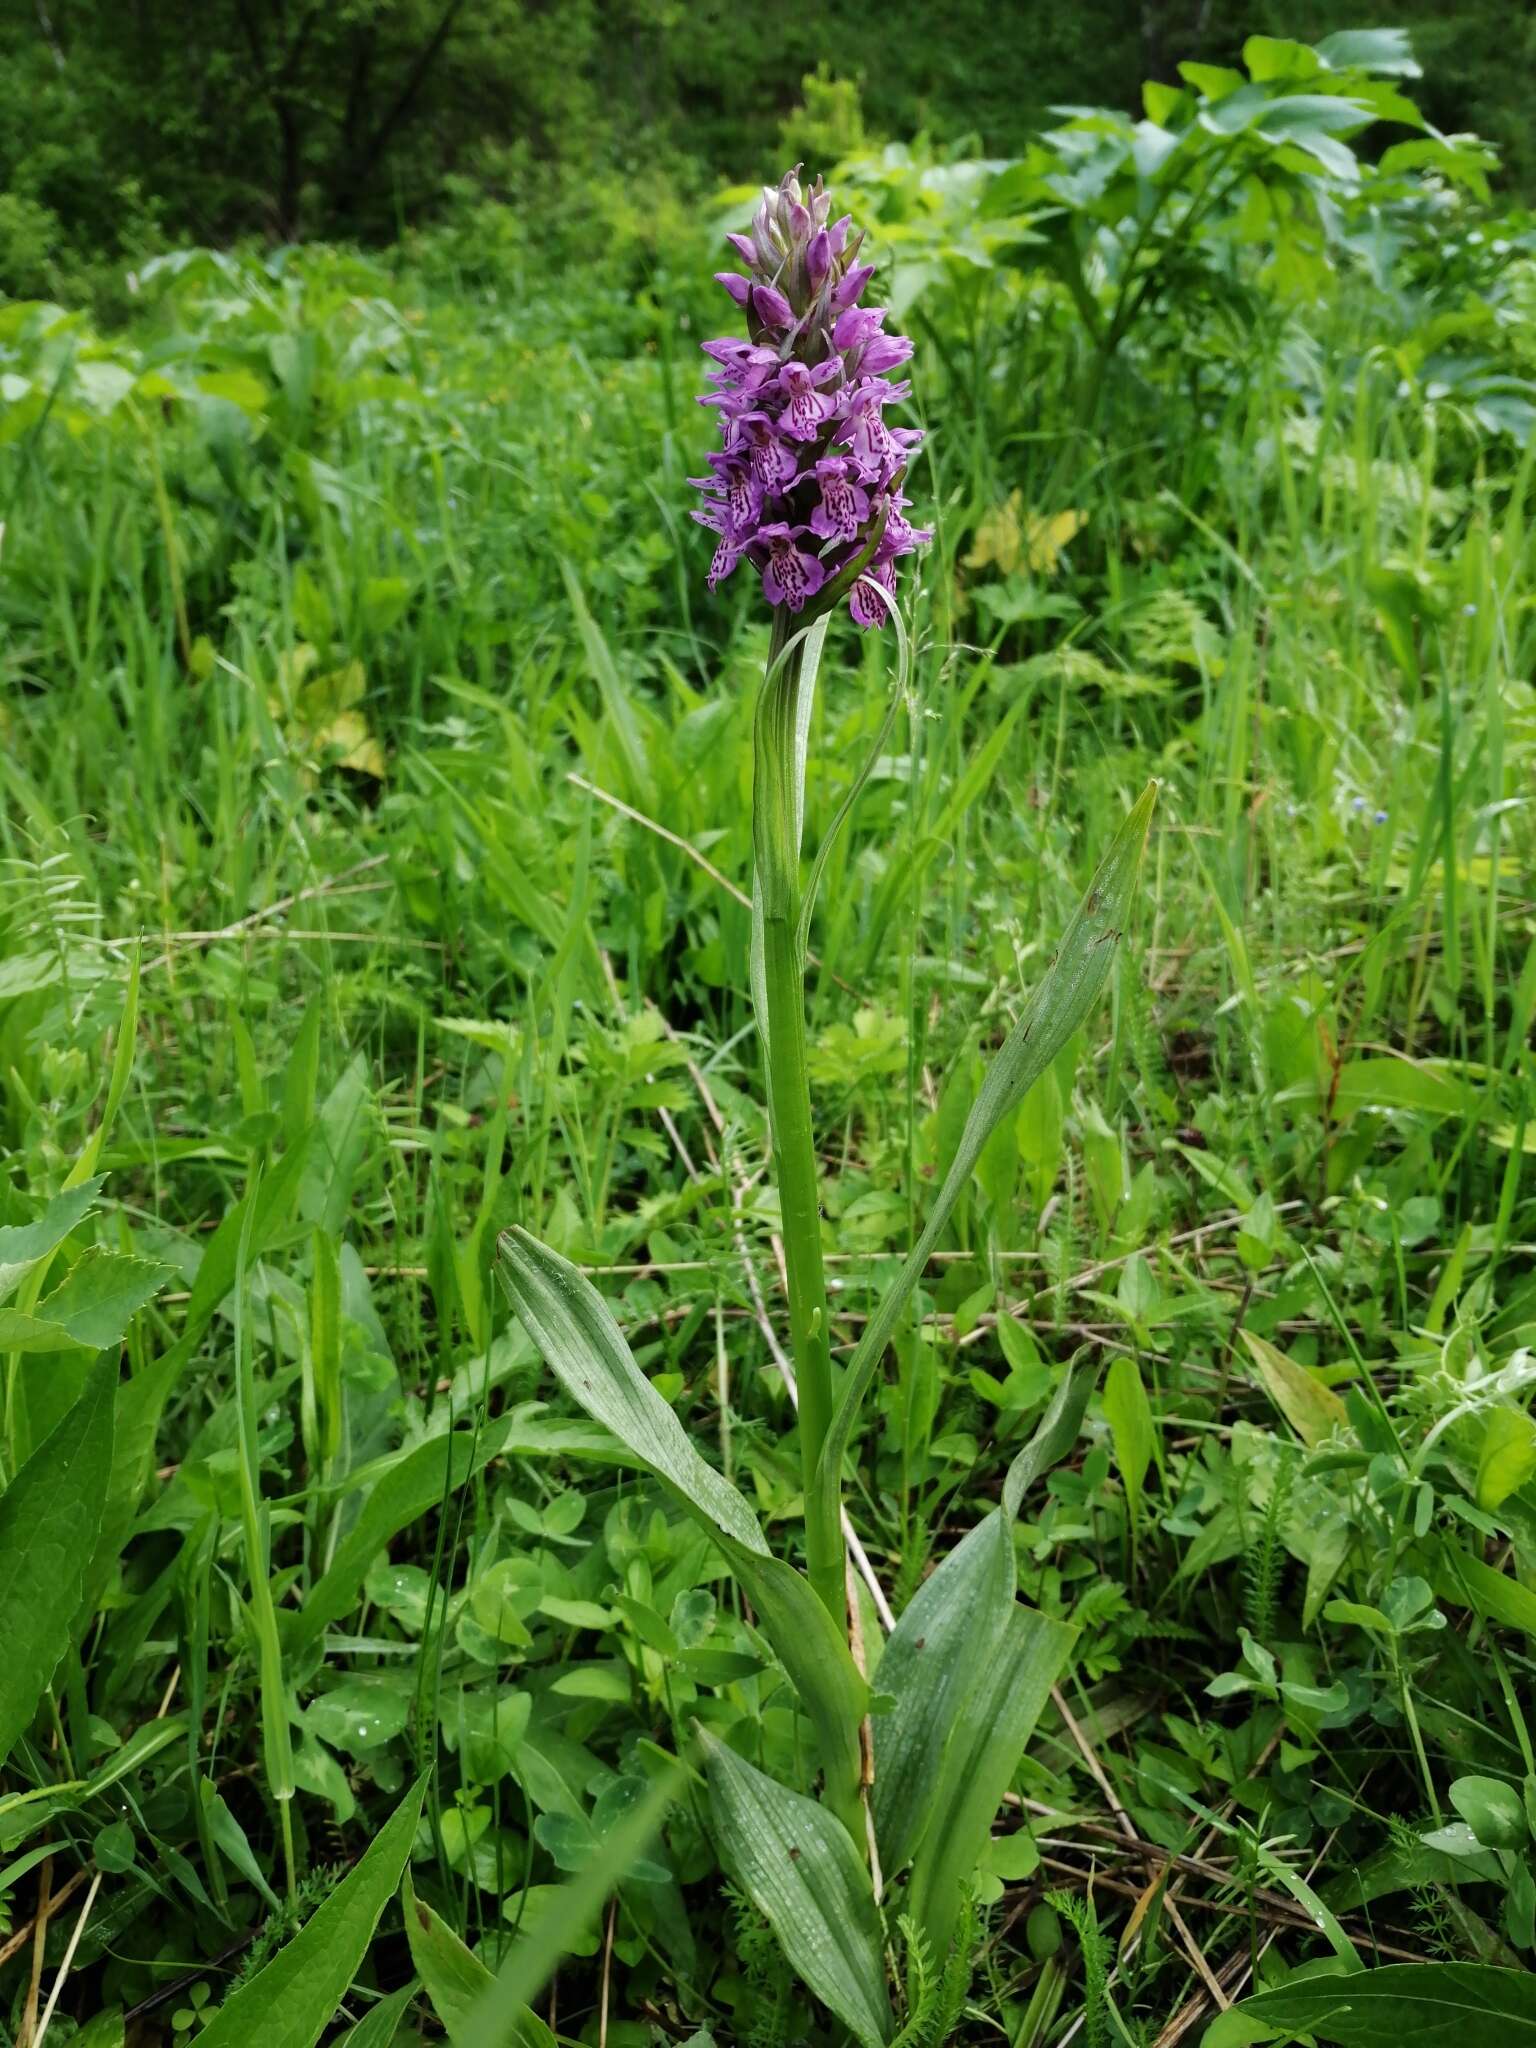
[[688, 166, 927, 629]]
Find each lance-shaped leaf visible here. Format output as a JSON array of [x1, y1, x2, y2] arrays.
[[496, 1230, 866, 1825], [1231, 1960, 1536, 2046], [403, 1874, 554, 2048], [196, 1774, 426, 2048], [0, 1353, 115, 1768], [873, 1365, 1093, 1876], [811, 783, 1157, 1556], [703, 1729, 891, 2048], [907, 1604, 1076, 1956]]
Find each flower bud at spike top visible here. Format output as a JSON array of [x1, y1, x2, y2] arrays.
[[690, 165, 929, 628]]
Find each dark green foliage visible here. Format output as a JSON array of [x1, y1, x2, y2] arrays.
[[4, 0, 1536, 297]]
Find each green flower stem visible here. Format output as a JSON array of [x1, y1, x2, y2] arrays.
[[755, 616, 845, 1625]]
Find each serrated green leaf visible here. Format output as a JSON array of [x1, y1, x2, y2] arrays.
[[702, 1730, 891, 2048], [0, 1177, 104, 1302], [0, 1355, 115, 1767], [195, 1775, 426, 2048], [0, 1249, 171, 1354]]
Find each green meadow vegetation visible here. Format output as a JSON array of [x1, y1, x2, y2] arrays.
[[3, 20, 1536, 2048]]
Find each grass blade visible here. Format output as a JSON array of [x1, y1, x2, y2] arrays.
[[812, 784, 1158, 1553]]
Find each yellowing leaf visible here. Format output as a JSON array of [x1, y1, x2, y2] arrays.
[[963, 495, 1086, 577], [1025, 507, 1086, 573], [1241, 1330, 1348, 1447], [964, 491, 1023, 572], [269, 649, 386, 779]]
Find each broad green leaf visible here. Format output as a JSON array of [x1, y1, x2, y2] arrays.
[[0, 1177, 104, 1301], [0, 1354, 115, 1767], [702, 1730, 891, 2048], [1242, 1330, 1348, 1447], [403, 1874, 553, 2047], [195, 1774, 426, 2048], [1234, 1961, 1536, 2045], [1449, 1774, 1528, 1850], [496, 1230, 866, 1826], [1103, 1355, 1154, 1518], [1436, 1544, 1536, 1636], [907, 1603, 1075, 1955], [1315, 28, 1421, 77], [813, 784, 1156, 1543], [874, 1367, 1093, 1877], [0, 1250, 171, 1353], [461, 1761, 681, 2047], [873, 1512, 1013, 1876], [1476, 1407, 1536, 1512]]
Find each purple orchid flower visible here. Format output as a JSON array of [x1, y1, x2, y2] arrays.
[[807, 457, 871, 544], [758, 523, 827, 612], [688, 166, 928, 628]]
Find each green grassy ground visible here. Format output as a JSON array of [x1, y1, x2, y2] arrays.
[[1, 97, 1535, 2048]]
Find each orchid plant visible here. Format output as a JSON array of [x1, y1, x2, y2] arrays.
[[496, 168, 1156, 2042]]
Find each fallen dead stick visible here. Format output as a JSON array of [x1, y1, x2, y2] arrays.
[[1032, 1854, 1422, 1965], [0, 1867, 87, 1972]]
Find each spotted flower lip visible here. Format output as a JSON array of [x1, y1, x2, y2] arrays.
[[689, 165, 927, 629]]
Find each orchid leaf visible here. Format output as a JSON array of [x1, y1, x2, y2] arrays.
[[496, 1228, 866, 1825], [702, 1729, 891, 2048], [0, 1354, 115, 1767], [907, 1603, 1076, 1954]]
